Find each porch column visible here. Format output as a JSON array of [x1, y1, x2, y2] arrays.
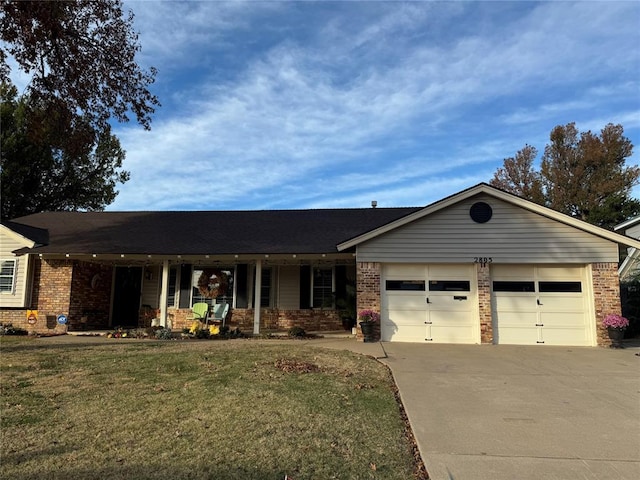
[[160, 260, 170, 327], [253, 259, 262, 335]]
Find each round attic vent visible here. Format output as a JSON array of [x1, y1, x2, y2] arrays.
[[470, 202, 492, 223]]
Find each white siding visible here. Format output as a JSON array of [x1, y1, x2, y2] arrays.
[[141, 266, 161, 308], [358, 194, 618, 264], [277, 266, 300, 309], [0, 231, 31, 308], [625, 223, 640, 239]]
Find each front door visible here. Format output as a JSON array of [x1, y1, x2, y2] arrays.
[[112, 267, 142, 327]]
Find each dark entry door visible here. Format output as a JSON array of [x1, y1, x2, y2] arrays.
[[112, 267, 142, 327]]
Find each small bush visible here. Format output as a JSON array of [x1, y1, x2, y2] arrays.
[[0, 323, 29, 336], [154, 328, 173, 340], [288, 326, 306, 338]]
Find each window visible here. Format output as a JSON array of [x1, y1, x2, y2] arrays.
[[428, 280, 470, 292], [0, 260, 16, 293], [191, 267, 235, 306], [167, 267, 178, 306], [312, 267, 333, 308], [386, 280, 426, 291], [493, 281, 535, 292], [538, 281, 582, 293], [260, 268, 272, 307]]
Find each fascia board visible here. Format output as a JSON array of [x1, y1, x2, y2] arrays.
[[0, 224, 36, 249], [614, 215, 640, 232]]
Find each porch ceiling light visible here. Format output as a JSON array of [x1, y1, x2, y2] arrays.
[[121, 254, 125, 258]]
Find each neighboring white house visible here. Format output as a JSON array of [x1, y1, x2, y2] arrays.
[[615, 216, 640, 281]]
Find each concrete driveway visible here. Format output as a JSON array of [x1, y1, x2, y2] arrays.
[[379, 343, 640, 480]]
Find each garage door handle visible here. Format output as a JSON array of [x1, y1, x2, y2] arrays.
[[426, 298, 431, 304], [536, 299, 543, 305], [424, 321, 432, 325], [536, 323, 544, 327]]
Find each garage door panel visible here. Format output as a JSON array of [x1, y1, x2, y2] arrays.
[[540, 312, 585, 327], [382, 264, 478, 343], [539, 295, 583, 313], [387, 294, 426, 310], [492, 265, 590, 346], [385, 310, 426, 326], [541, 327, 591, 346], [496, 326, 539, 345], [493, 295, 536, 313], [381, 324, 424, 342], [431, 325, 476, 344], [494, 311, 538, 327]]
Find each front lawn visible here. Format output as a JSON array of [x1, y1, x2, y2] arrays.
[[1, 338, 424, 479]]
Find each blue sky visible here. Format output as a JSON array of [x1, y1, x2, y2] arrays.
[[104, 1, 640, 211]]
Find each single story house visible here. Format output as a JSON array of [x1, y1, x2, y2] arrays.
[[2, 183, 639, 346]]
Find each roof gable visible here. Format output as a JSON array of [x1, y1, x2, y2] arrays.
[[337, 183, 640, 251]]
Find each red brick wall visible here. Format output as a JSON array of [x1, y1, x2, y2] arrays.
[[69, 262, 113, 329], [477, 263, 492, 343], [592, 262, 622, 347], [356, 262, 381, 341], [169, 307, 343, 332]]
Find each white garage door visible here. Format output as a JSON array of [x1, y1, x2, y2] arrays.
[[382, 264, 478, 343], [492, 265, 592, 346]]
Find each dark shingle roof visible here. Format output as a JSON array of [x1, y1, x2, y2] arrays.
[[8, 208, 420, 255]]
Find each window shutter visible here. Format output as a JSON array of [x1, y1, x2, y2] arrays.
[[299, 265, 311, 309], [335, 265, 347, 305], [178, 264, 192, 308], [235, 264, 248, 308]]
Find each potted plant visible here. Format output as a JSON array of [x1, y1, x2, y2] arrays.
[[358, 309, 380, 342], [603, 314, 629, 348]]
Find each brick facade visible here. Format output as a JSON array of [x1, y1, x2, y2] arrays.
[[591, 262, 622, 347], [0, 259, 113, 334], [356, 262, 381, 341], [476, 263, 493, 344], [169, 307, 343, 333]]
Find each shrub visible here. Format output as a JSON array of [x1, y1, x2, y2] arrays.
[[0, 323, 28, 336], [154, 328, 173, 340], [288, 326, 306, 338]]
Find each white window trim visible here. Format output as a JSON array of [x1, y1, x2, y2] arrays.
[[0, 258, 17, 295]]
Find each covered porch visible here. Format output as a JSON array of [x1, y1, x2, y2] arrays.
[[32, 252, 358, 336]]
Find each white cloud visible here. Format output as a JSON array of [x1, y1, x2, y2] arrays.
[[108, 1, 640, 211]]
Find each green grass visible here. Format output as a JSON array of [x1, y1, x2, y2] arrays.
[[1, 337, 422, 479]]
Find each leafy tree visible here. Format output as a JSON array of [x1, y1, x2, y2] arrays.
[[0, 0, 159, 131], [0, 0, 158, 218], [490, 123, 640, 230], [1, 83, 129, 219], [489, 144, 545, 205]]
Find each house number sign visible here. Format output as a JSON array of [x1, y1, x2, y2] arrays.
[[473, 257, 493, 267]]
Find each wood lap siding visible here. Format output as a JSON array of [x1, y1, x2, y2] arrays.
[[357, 194, 618, 264], [278, 266, 300, 310], [0, 232, 30, 308]]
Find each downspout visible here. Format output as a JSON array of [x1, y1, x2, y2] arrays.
[[160, 260, 169, 327], [254, 259, 262, 335]]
